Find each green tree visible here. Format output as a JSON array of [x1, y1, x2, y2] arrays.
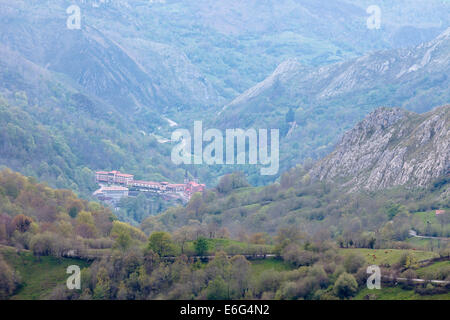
[[148, 232, 174, 257], [343, 253, 366, 273], [114, 230, 132, 251], [206, 277, 228, 300], [194, 237, 209, 256], [334, 272, 358, 299]]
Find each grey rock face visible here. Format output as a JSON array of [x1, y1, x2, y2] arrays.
[[310, 105, 449, 191]]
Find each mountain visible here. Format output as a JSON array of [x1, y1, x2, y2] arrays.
[[310, 106, 450, 191], [143, 105, 450, 237], [137, 0, 449, 98], [215, 28, 450, 177], [0, 42, 183, 196], [219, 27, 450, 122], [1, 0, 449, 193], [3, 0, 448, 111], [0, 1, 218, 194], [0, 1, 223, 117]]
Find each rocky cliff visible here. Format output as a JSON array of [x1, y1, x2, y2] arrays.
[[310, 105, 449, 191]]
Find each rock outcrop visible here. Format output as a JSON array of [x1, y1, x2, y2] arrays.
[[310, 105, 449, 191]]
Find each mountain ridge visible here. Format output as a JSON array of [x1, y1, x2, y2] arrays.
[[310, 105, 449, 191]]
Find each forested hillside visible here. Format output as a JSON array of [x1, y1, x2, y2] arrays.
[[0, 92, 182, 197], [0, 0, 449, 303], [0, 168, 448, 300], [1, 1, 450, 192], [216, 29, 450, 180], [144, 106, 450, 240]]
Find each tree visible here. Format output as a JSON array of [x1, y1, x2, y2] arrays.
[[187, 193, 204, 218], [399, 253, 418, 269], [206, 277, 228, 300], [217, 172, 249, 194], [275, 226, 306, 253], [384, 203, 407, 220], [230, 255, 251, 298], [0, 254, 19, 299], [68, 199, 84, 218], [282, 244, 316, 267], [77, 211, 95, 226], [143, 249, 160, 274], [11, 214, 33, 233], [173, 226, 195, 254], [194, 237, 209, 256], [30, 232, 55, 258], [148, 232, 174, 257], [111, 221, 146, 241], [249, 232, 269, 245], [114, 230, 131, 251], [344, 253, 366, 273], [93, 267, 111, 300], [334, 273, 358, 299]]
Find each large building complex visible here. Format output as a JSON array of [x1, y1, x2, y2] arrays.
[[94, 170, 205, 202], [93, 186, 129, 201], [95, 171, 134, 185]]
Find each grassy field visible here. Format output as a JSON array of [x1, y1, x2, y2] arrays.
[[250, 258, 293, 277], [0, 246, 91, 300], [406, 237, 442, 249], [354, 286, 450, 300], [413, 211, 438, 224], [416, 260, 450, 279], [338, 248, 438, 266]]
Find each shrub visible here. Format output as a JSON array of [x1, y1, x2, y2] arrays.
[[344, 253, 366, 273], [0, 254, 21, 299], [334, 272, 358, 299]]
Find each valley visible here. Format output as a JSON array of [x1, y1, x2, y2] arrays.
[[0, 0, 448, 302], [0, 104, 448, 300]]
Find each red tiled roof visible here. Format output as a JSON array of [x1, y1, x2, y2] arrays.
[[188, 181, 205, 187]]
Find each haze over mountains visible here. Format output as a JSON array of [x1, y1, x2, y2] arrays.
[[2, 0, 449, 113], [0, 0, 449, 193], [217, 28, 450, 176], [221, 28, 450, 120]]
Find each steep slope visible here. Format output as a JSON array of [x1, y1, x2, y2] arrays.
[[0, 1, 224, 193], [0, 0, 223, 117], [214, 29, 450, 178], [146, 0, 449, 96], [143, 106, 449, 237], [220, 27, 450, 123], [310, 106, 449, 191], [1, 0, 449, 191], [0, 44, 184, 196]]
